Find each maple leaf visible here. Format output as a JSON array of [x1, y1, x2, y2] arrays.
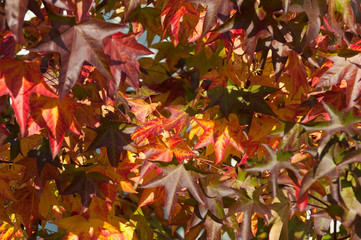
[[87, 120, 136, 167], [203, 181, 237, 220], [8, 185, 39, 237], [73, 0, 95, 22], [29, 95, 82, 158], [31, 14, 124, 98], [302, 102, 361, 157], [206, 86, 277, 120], [268, 189, 291, 240], [204, 214, 223, 240], [126, 7, 163, 45], [215, 1, 286, 63], [124, 0, 141, 19], [0, 222, 23, 240], [0, 166, 19, 202], [285, 51, 309, 96], [163, 105, 190, 135], [0, 32, 16, 59], [43, 0, 73, 11], [4, 0, 45, 43], [59, 167, 111, 211], [5, 0, 29, 42], [54, 215, 123, 239], [27, 138, 61, 174], [0, 59, 57, 137], [44, 0, 95, 21], [161, 0, 196, 45], [206, 87, 240, 118], [142, 164, 206, 218], [193, 116, 246, 164], [132, 117, 166, 143], [132, 105, 190, 142], [227, 187, 272, 240], [188, 0, 234, 34], [246, 144, 301, 199], [142, 137, 196, 162], [128, 98, 159, 123], [315, 49, 361, 109], [103, 32, 153, 92], [289, 0, 325, 47]]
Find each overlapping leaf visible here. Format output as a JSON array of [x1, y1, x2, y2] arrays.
[[193, 115, 246, 164], [87, 120, 135, 167], [188, 0, 234, 35], [31, 14, 124, 98], [29, 95, 81, 158], [103, 32, 153, 92], [132, 105, 190, 142], [316, 48, 361, 109], [247, 145, 301, 199], [59, 167, 111, 211], [142, 137, 196, 162], [142, 164, 206, 217], [54, 215, 123, 239], [0, 59, 57, 136]]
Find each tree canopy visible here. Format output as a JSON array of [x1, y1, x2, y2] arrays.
[[1, 0, 361, 239]]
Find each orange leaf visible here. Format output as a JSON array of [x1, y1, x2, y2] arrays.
[[132, 117, 166, 142], [193, 115, 246, 164], [29, 95, 82, 158], [54, 215, 122, 239], [143, 137, 196, 162], [128, 98, 159, 123], [9, 185, 39, 236]]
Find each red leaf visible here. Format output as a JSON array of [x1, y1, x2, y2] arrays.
[[31, 15, 124, 98], [189, 0, 234, 34], [4, 0, 28, 42], [29, 95, 81, 158], [0, 32, 16, 59], [0, 59, 56, 136], [132, 117, 166, 143], [132, 106, 190, 142], [316, 49, 361, 110], [103, 32, 153, 92]]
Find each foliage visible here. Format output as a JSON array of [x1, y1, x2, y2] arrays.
[[1, 0, 361, 239]]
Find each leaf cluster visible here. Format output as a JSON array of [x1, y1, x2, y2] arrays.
[[1, 0, 361, 239]]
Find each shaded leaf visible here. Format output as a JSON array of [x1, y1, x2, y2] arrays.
[[87, 120, 135, 167], [316, 49, 361, 109], [247, 145, 301, 199], [142, 164, 206, 218], [189, 0, 234, 35], [59, 167, 111, 211], [204, 214, 222, 240], [103, 32, 153, 92], [31, 14, 124, 98], [227, 187, 272, 240]]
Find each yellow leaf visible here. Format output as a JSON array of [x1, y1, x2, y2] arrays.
[[88, 196, 108, 221], [39, 181, 58, 219]]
